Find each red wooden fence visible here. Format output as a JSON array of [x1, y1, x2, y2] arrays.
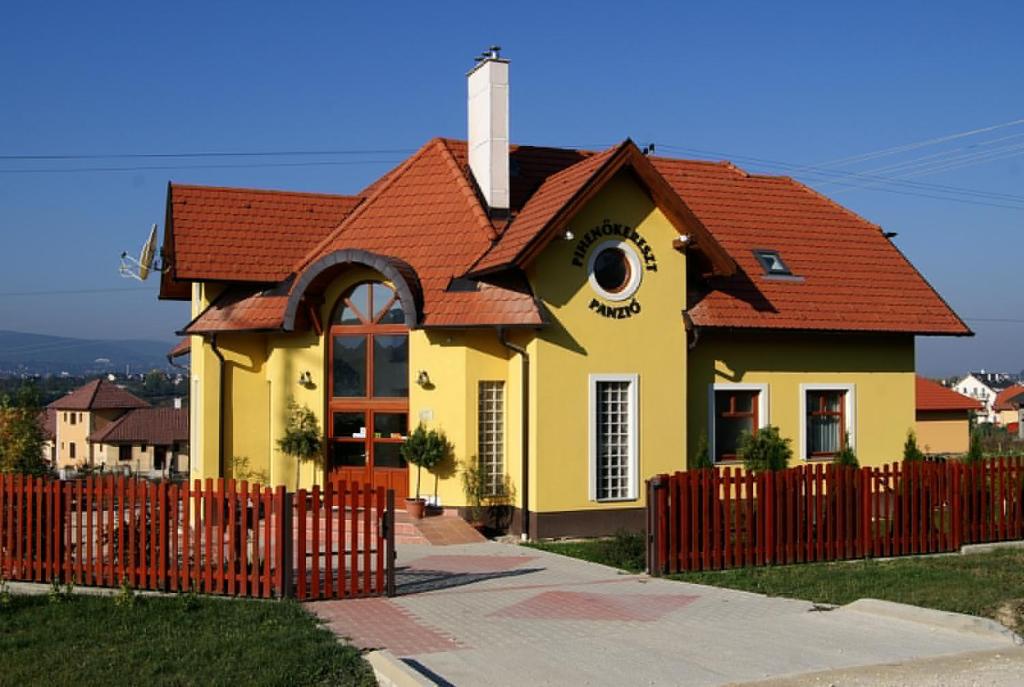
[[647, 458, 1024, 575], [0, 475, 395, 599]]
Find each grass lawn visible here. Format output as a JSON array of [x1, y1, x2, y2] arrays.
[[528, 534, 1024, 631], [0, 590, 375, 686]]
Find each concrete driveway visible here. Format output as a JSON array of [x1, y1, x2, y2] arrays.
[[310, 541, 1017, 686]]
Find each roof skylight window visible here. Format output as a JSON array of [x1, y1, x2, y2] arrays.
[[753, 250, 792, 276]]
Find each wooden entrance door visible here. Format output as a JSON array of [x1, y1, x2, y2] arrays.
[[327, 281, 409, 499]]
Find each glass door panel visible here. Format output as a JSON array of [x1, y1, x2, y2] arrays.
[[373, 335, 408, 397], [332, 335, 367, 397]]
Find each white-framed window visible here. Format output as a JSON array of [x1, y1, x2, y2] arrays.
[[799, 384, 855, 460], [708, 383, 769, 463], [589, 374, 639, 501], [477, 381, 505, 497]]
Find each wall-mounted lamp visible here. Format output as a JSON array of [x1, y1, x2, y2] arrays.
[[563, 229, 575, 241], [297, 370, 313, 387], [416, 370, 432, 388]]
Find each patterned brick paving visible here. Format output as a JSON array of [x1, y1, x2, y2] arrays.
[[311, 542, 1012, 686], [488, 590, 698, 621], [314, 597, 463, 655]]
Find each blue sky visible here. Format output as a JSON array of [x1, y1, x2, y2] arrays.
[[0, 1, 1021, 376]]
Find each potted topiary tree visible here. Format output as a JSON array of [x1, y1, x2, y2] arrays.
[[399, 424, 447, 519], [276, 400, 323, 487]]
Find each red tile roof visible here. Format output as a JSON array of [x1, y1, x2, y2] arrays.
[[168, 337, 190, 359], [289, 138, 541, 328], [48, 379, 150, 411], [993, 384, 1024, 412], [162, 138, 968, 336], [162, 184, 361, 291], [182, 287, 290, 335], [658, 161, 970, 335], [916, 376, 982, 412], [89, 407, 188, 446]]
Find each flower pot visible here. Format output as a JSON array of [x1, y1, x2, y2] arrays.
[[405, 497, 427, 519]]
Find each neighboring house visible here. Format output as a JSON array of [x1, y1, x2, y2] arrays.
[[953, 371, 1018, 424], [156, 50, 969, 537], [993, 384, 1024, 433], [89, 407, 189, 477], [915, 376, 982, 455], [47, 379, 189, 478]]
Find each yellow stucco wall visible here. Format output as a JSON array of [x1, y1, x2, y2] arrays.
[[916, 411, 971, 455], [688, 331, 916, 468], [526, 171, 688, 513], [409, 329, 518, 508]]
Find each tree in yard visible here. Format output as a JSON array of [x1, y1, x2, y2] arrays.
[[903, 429, 925, 462], [965, 429, 984, 464], [400, 424, 448, 502], [276, 399, 322, 486], [0, 384, 50, 476], [738, 425, 791, 472]]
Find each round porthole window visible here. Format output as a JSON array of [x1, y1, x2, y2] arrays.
[[587, 239, 642, 301]]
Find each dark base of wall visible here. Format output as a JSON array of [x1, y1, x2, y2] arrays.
[[499, 507, 646, 540]]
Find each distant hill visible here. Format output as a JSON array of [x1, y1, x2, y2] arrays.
[[0, 330, 177, 376]]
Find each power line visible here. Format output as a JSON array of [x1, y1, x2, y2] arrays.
[[0, 147, 416, 161], [654, 144, 1024, 211], [0, 287, 153, 297], [0, 158, 406, 175], [813, 117, 1024, 168]]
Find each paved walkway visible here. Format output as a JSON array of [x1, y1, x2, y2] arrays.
[[310, 542, 1016, 686]]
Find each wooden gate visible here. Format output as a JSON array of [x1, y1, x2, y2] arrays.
[[0, 474, 396, 600]]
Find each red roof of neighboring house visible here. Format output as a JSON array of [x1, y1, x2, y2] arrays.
[[48, 379, 150, 411], [916, 376, 982, 412], [993, 384, 1024, 411], [162, 138, 969, 336], [89, 407, 188, 446]]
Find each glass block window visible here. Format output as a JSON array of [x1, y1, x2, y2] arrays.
[[478, 381, 505, 496], [594, 378, 635, 501]]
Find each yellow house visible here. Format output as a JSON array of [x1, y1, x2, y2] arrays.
[[157, 50, 969, 537]]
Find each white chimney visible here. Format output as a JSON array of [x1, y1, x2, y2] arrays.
[[467, 46, 510, 214]]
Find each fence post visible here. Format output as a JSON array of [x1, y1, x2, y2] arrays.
[[279, 490, 294, 599], [646, 475, 666, 576], [385, 489, 396, 597]]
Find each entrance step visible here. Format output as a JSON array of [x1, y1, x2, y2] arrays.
[[395, 510, 486, 546]]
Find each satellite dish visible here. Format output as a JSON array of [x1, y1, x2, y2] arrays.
[[120, 224, 163, 281]]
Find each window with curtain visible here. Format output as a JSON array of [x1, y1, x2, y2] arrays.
[[806, 389, 846, 457]]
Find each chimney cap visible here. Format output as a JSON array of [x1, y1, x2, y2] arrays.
[[469, 45, 508, 72]]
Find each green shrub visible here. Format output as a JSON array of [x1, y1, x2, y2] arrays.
[[834, 431, 858, 468], [692, 432, 713, 469], [903, 429, 925, 462], [739, 425, 791, 472]]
